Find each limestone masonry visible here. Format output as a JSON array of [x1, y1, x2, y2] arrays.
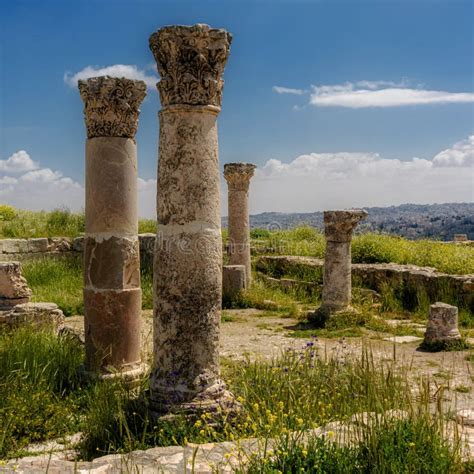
[[0, 261, 32, 309], [424, 302, 462, 346], [320, 210, 368, 315], [224, 163, 256, 286], [149, 24, 237, 413], [79, 76, 147, 377]]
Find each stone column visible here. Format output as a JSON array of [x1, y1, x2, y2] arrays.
[[423, 302, 462, 347], [78, 76, 147, 377], [149, 24, 235, 413], [319, 210, 368, 316], [224, 163, 256, 286]]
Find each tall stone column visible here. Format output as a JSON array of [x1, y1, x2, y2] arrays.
[[319, 210, 368, 316], [149, 24, 235, 413], [79, 76, 147, 377], [224, 163, 256, 286]]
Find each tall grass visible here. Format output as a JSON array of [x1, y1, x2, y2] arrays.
[[244, 417, 464, 473], [22, 256, 84, 316], [79, 345, 417, 459], [21, 257, 154, 315], [0, 328, 89, 458], [0, 207, 156, 238]]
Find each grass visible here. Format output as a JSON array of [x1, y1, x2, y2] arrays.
[[0, 327, 92, 458], [22, 256, 84, 316], [21, 256, 153, 316], [244, 417, 464, 473], [0, 327, 468, 473], [252, 225, 474, 275], [0, 207, 156, 239]]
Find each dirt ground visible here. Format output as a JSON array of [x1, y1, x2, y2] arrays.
[[66, 308, 474, 413]]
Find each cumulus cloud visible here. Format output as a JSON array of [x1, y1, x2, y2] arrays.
[[309, 82, 474, 108], [0, 150, 38, 173], [432, 135, 474, 167], [64, 64, 158, 90], [273, 86, 306, 95], [243, 135, 474, 214], [0, 150, 157, 216]]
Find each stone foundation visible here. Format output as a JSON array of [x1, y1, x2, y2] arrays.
[[256, 256, 474, 313]]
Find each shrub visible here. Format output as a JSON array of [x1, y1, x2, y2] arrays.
[[0, 204, 17, 221]]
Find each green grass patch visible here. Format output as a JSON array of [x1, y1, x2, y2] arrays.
[[0, 327, 92, 458], [253, 226, 473, 275], [0, 207, 156, 239], [244, 417, 464, 473], [21, 257, 153, 316]]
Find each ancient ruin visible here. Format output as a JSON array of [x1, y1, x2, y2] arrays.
[[0, 261, 31, 309], [149, 24, 235, 413], [423, 302, 462, 347], [224, 163, 256, 286], [318, 210, 368, 316], [79, 76, 147, 377], [223, 264, 246, 301]]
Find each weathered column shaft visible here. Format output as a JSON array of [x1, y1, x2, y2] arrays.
[[224, 163, 256, 286], [79, 76, 146, 374], [321, 210, 367, 314], [149, 24, 234, 411], [322, 240, 352, 309]]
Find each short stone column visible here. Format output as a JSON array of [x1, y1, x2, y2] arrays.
[[320, 210, 368, 316], [423, 302, 462, 347], [78, 76, 146, 377], [224, 163, 256, 286], [149, 24, 236, 413], [223, 265, 246, 302]]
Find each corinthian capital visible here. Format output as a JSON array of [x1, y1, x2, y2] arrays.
[[224, 163, 256, 191], [149, 24, 232, 108], [324, 210, 368, 242], [78, 76, 147, 139]]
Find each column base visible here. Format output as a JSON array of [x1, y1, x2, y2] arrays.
[[85, 362, 148, 386], [150, 380, 242, 419]]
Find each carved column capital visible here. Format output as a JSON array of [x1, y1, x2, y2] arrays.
[[149, 24, 232, 108], [324, 210, 368, 242], [78, 76, 147, 139], [224, 163, 256, 191]]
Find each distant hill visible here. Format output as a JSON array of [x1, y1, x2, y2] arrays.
[[222, 203, 474, 241]]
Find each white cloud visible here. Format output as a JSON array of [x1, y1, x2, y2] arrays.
[[0, 150, 157, 217], [0, 150, 38, 173], [309, 81, 474, 108], [432, 135, 474, 167], [64, 64, 158, 90], [272, 86, 305, 95], [242, 135, 474, 214]]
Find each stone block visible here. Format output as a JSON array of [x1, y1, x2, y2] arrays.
[[454, 234, 468, 242], [0, 262, 32, 309], [1, 239, 28, 253], [84, 236, 140, 290], [84, 288, 142, 370], [47, 237, 72, 252], [223, 265, 246, 300], [0, 302, 65, 331], [27, 238, 49, 253], [424, 302, 461, 345]]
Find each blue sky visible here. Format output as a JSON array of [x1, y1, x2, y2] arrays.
[[0, 0, 473, 216]]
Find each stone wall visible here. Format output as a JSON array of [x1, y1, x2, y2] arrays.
[[0, 234, 156, 273], [256, 255, 474, 313]]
